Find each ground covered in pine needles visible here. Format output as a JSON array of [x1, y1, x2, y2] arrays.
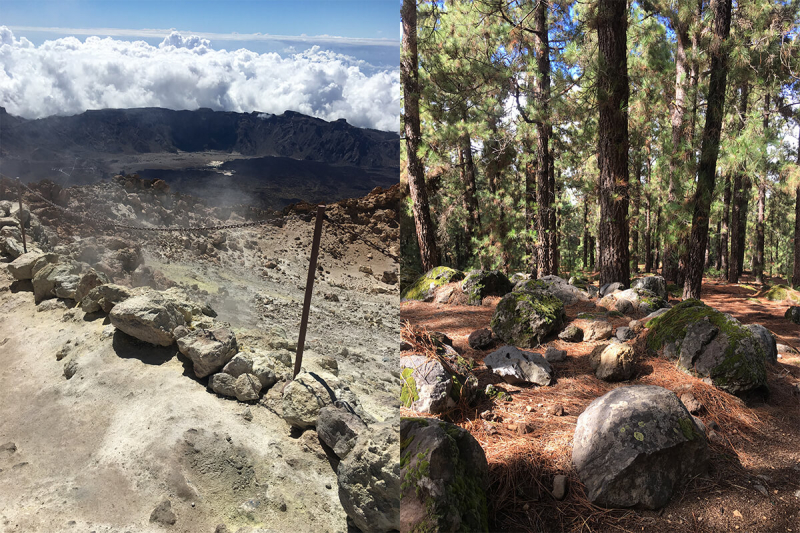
[[400, 274, 800, 533]]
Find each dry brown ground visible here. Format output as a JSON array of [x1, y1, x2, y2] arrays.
[[400, 276, 800, 533]]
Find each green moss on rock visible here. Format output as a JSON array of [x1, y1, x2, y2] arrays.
[[765, 284, 800, 302], [401, 367, 419, 408], [401, 266, 465, 301], [490, 291, 566, 348]]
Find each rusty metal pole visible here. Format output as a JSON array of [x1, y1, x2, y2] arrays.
[[294, 205, 325, 378], [16, 178, 27, 254]]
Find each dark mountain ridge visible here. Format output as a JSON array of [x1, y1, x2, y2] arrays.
[[0, 107, 399, 168]]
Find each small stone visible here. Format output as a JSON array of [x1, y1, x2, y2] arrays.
[[64, 359, 78, 380], [318, 355, 339, 375], [544, 347, 567, 363], [242, 407, 253, 421], [558, 325, 583, 343], [754, 484, 768, 497], [680, 392, 703, 414], [552, 475, 568, 500], [150, 499, 177, 526], [733, 510, 742, 519], [468, 328, 495, 350], [548, 404, 565, 416]]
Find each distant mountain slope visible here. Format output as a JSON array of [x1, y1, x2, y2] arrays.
[[0, 107, 399, 169]]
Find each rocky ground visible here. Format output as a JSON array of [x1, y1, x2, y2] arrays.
[[400, 272, 800, 532], [0, 175, 401, 533]]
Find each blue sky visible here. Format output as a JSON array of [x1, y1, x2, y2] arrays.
[[0, 0, 401, 130]]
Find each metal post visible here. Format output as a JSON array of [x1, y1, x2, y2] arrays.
[[16, 178, 27, 254], [294, 205, 325, 378]]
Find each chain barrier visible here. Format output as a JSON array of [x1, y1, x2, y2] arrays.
[[9, 178, 399, 261]]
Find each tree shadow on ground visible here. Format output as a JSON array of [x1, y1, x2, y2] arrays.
[[112, 329, 177, 365]]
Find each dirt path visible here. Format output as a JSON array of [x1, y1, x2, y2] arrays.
[[401, 278, 800, 533]]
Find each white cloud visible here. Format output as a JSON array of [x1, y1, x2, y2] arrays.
[[0, 27, 400, 131]]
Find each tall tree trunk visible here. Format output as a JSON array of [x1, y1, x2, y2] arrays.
[[597, 0, 630, 287], [721, 174, 730, 278], [645, 151, 653, 273], [655, 206, 662, 271], [737, 175, 751, 276], [793, 124, 800, 288], [754, 94, 769, 284], [715, 219, 722, 270], [682, 0, 733, 299], [664, 25, 691, 283], [402, 0, 438, 271], [534, 0, 556, 277], [458, 129, 481, 262], [484, 119, 511, 270], [727, 85, 749, 283], [631, 154, 641, 273], [526, 158, 538, 278], [583, 197, 589, 270]]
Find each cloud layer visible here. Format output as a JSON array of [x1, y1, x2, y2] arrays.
[[0, 27, 399, 131]]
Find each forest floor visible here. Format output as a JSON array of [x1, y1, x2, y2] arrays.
[[400, 273, 800, 533]]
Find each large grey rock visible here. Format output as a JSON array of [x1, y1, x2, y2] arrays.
[[584, 320, 613, 341], [282, 371, 338, 429], [616, 326, 636, 341], [461, 269, 513, 305], [490, 290, 566, 348], [339, 421, 400, 533], [400, 355, 455, 414], [785, 306, 800, 325], [400, 417, 488, 532], [590, 343, 635, 381], [176, 326, 238, 377], [80, 284, 132, 313], [746, 324, 777, 365], [7, 251, 45, 280], [572, 385, 709, 509], [524, 275, 590, 306], [317, 405, 367, 459], [221, 352, 253, 377], [109, 290, 186, 346], [632, 275, 667, 300], [1, 236, 25, 258], [647, 300, 767, 394], [483, 345, 552, 386], [599, 282, 626, 296], [545, 346, 567, 363], [32, 259, 82, 303]]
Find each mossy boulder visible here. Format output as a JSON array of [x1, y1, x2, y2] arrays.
[[461, 269, 513, 305], [764, 284, 800, 303], [401, 418, 489, 532], [490, 291, 566, 348], [401, 267, 465, 302], [646, 300, 767, 394], [400, 355, 476, 414], [785, 306, 800, 324], [632, 275, 667, 300]]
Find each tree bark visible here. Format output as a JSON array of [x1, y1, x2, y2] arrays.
[[721, 174, 730, 278], [663, 24, 691, 284], [526, 157, 538, 278], [583, 197, 589, 270], [534, 0, 556, 277], [737, 175, 751, 276], [754, 93, 769, 284], [631, 154, 641, 273], [727, 85, 749, 283], [597, 0, 630, 287], [402, 0, 438, 271], [794, 124, 800, 288], [682, 0, 733, 299], [458, 129, 481, 257]]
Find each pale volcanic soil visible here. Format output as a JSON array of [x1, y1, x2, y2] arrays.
[[0, 181, 401, 533]]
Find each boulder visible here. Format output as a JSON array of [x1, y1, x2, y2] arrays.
[[209, 373, 237, 398], [339, 421, 400, 533], [483, 346, 552, 386], [7, 251, 45, 280], [282, 371, 338, 429], [590, 343, 635, 381], [400, 355, 456, 414], [632, 275, 667, 300], [468, 328, 494, 350], [234, 373, 262, 401], [616, 326, 636, 341], [558, 325, 584, 342], [584, 320, 613, 341], [251, 357, 278, 389], [176, 327, 238, 377], [317, 405, 368, 459], [32, 259, 83, 303], [110, 291, 186, 346], [599, 282, 626, 296], [461, 269, 513, 305], [514, 275, 590, 306], [572, 385, 709, 509], [544, 347, 567, 363], [401, 267, 465, 302], [74, 269, 110, 303], [785, 306, 800, 325], [400, 417, 488, 532], [646, 300, 767, 394], [745, 324, 777, 365], [80, 284, 132, 313], [490, 291, 566, 348], [221, 352, 253, 377], [1, 237, 25, 258]]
